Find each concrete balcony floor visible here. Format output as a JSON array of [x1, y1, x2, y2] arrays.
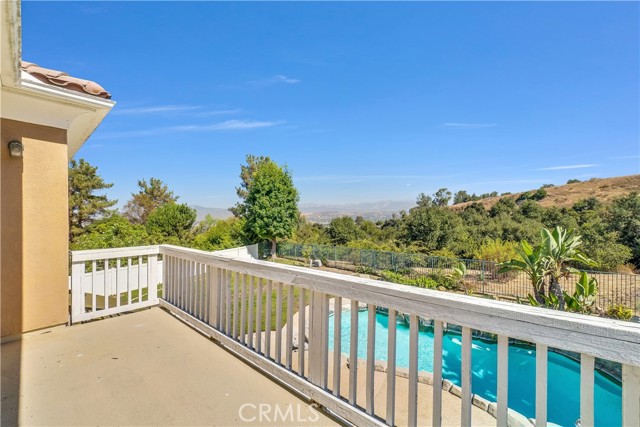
[[1, 308, 335, 426], [2, 306, 497, 427]]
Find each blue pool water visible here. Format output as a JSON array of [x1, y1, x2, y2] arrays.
[[328, 310, 622, 427]]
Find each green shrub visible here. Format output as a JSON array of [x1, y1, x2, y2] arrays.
[[605, 305, 633, 320], [532, 188, 548, 200], [426, 272, 459, 290], [378, 270, 437, 289], [474, 239, 518, 263]]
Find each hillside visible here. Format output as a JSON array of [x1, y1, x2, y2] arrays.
[[451, 174, 640, 210]]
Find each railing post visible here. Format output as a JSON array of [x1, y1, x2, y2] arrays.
[[308, 290, 328, 387], [148, 254, 158, 303], [70, 259, 85, 325]]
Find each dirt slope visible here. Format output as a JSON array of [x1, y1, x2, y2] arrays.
[[451, 174, 640, 210]]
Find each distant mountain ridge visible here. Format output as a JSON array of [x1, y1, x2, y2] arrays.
[[300, 200, 415, 213], [191, 205, 233, 221]]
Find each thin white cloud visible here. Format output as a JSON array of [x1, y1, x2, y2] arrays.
[[272, 75, 300, 84], [113, 105, 200, 115], [441, 122, 496, 129], [170, 120, 283, 131], [195, 109, 242, 117], [537, 164, 598, 171], [94, 120, 283, 139]]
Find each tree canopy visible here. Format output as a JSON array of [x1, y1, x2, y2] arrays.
[[146, 203, 197, 245], [241, 159, 299, 255], [123, 177, 178, 224], [229, 154, 272, 218], [68, 159, 117, 242]]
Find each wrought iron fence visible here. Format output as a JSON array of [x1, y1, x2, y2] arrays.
[[274, 242, 640, 316]]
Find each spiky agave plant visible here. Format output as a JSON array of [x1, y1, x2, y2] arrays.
[[540, 227, 597, 310]]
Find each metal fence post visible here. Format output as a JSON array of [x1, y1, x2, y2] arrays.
[[481, 261, 485, 294]]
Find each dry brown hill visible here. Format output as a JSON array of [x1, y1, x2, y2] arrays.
[[451, 174, 640, 210]]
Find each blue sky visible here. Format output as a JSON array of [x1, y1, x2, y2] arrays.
[[22, 2, 639, 209]]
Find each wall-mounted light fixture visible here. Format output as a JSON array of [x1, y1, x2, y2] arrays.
[[8, 140, 24, 158]]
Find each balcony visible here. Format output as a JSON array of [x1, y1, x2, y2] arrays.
[[4, 244, 640, 426]]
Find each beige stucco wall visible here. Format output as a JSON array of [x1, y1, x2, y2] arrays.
[[1, 118, 69, 337]]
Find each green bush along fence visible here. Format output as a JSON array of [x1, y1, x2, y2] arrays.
[[272, 242, 640, 317]]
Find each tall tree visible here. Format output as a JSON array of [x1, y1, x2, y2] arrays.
[[242, 159, 299, 257], [68, 159, 117, 242], [229, 154, 272, 217], [123, 177, 178, 224]]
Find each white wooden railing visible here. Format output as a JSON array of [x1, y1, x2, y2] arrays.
[[158, 244, 640, 427], [70, 246, 161, 323]]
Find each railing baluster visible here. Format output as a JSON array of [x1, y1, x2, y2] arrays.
[[386, 308, 397, 426], [461, 326, 472, 427], [497, 334, 509, 427], [256, 278, 263, 354], [177, 258, 182, 308], [366, 303, 376, 415], [299, 288, 306, 377], [174, 256, 180, 306], [286, 284, 294, 369], [184, 260, 189, 312], [432, 320, 443, 427], [276, 282, 283, 364], [349, 299, 359, 406], [580, 354, 594, 427], [333, 296, 342, 396], [265, 280, 272, 358], [149, 254, 157, 304], [226, 270, 232, 336], [169, 256, 174, 304], [205, 264, 211, 323], [408, 314, 418, 427], [115, 258, 121, 307], [197, 262, 203, 319], [193, 261, 198, 316], [203, 263, 207, 319], [536, 343, 548, 427], [322, 294, 329, 389], [206, 265, 213, 325], [190, 260, 195, 314], [178, 258, 184, 309], [137, 256, 142, 305], [240, 274, 247, 344], [105, 258, 110, 309], [220, 269, 226, 331], [126, 258, 132, 306], [622, 364, 640, 427], [248, 276, 255, 349], [91, 260, 97, 312], [233, 272, 239, 339]]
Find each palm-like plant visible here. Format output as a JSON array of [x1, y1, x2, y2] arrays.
[[498, 241, 548, 304], [540, 227, 597, 310]]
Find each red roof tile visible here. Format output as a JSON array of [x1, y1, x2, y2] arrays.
[[21, 61, 111, 99]]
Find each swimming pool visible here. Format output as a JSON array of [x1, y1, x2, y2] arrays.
[[328, 310, 622, 427]]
